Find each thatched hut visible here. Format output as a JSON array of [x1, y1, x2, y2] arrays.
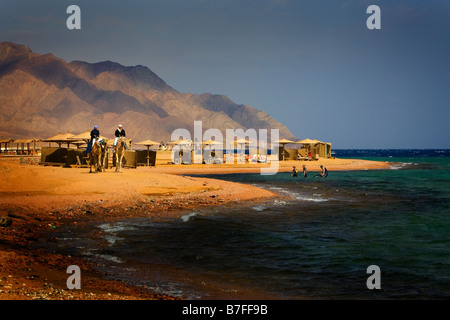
[[13, 138, 41, 155], [0, 139, 14, 154], [43, 131, 77, 148], [297, 138, 332, 159]]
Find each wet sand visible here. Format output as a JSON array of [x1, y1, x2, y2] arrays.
[[0, 156, 390, 300]]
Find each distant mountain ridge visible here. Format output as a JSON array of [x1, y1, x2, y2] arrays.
[[0, 41, 295, 143]]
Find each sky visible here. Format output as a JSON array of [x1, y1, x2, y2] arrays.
[[1, 0, 449, 149]]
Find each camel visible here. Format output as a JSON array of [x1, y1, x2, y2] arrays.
[[87, 140, 103, 173], [114, 137, 128, 172], [100, 139, 110, 171]]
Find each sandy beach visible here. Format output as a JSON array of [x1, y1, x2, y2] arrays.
[[0, 156, 390, 300]]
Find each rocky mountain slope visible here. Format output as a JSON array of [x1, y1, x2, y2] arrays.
[[0, 41, 295, 143]]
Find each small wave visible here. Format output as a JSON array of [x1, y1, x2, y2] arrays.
[[83, 250, 124, 264], [103, 235, 124, 245], [97, 222, 136, 245], [253, 205, 266, 211], [283, 190, 329, 202], [98, 223, 137, 233], [273, 199, 287, 206], [390, 162, 413, 170], [296, 196, 329, 202], [95, 254, 123, 264], [56, 237, 78, 241], [181, 212, 198, 222], [392, 162, 439, 170], [145, 284, 201, 300]]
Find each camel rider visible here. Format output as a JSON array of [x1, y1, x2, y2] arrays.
[[114, 124, 127, 149], [87, 125, 99, 154]]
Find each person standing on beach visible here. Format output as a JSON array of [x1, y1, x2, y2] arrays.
[[114, 124, 126, 146], [87, 125, 99, 154], [291, 166, 298, 177]]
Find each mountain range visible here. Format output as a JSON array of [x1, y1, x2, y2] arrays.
[[0, 41, 295, 144]]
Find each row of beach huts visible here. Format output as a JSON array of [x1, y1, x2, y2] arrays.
[[0, 131, 332, 167]]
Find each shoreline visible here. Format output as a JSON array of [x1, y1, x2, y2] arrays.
[[149, 157, 392, 175], [0, 157, 390, 300]]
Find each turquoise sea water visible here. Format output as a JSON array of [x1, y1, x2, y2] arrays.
[[49, 150, 450, 299]]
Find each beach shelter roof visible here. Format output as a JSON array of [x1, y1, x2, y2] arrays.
[[13, 138, 41, 143], [275, 138, 296, 145], [168, 139, 192, 145], [44, 131, 75, 142], [314, 140, 331, 145], [136, 139, 160, 146], [297, 138, 319, 145], [69, 131, 110, 141], [202, 140, 222, 145], [0, 139, 14, 143]]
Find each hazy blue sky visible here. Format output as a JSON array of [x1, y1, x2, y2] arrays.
[[1, 0, 449, 148]]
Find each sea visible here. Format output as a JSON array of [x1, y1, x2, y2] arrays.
[[46, 149, 450, 299]]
